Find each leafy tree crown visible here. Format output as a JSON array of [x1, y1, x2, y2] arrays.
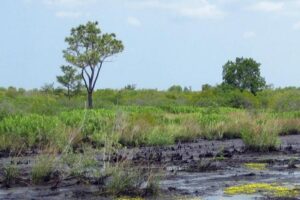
[[222, 57, 266, 95]]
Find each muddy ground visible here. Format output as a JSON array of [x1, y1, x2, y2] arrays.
[[1, 135, 300, 199]]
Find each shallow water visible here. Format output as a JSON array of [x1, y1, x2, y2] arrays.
[[159, 154, 300, 199]]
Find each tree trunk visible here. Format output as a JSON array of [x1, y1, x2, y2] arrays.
[[87, 91, 93, 109], [67, 86, 70, 100]]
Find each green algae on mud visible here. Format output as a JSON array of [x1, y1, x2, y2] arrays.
[[224, 183, 299, 198], [244, 163, 267, 170]]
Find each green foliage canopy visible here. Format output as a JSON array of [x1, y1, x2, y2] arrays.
[[168, 85, 183, 92], [56, 65, 82, 99], [222, 57, 266, 95]]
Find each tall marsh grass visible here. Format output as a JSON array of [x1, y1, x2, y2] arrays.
[[0, 106, 299, 151]]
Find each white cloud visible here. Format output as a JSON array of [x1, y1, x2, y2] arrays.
[[28, 0, 225, 19], [243, 31, 256, 39], [44, 0, 95, 7], [55, 11, 82, 18], [133, 0, 225, 19], [41, 0, 93, 19], [250, 1, 284, 12], [127, 17, 141, 27]]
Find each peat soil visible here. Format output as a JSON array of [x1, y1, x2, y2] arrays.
[[1, 135, 300, 199]]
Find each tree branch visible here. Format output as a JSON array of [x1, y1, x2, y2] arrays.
[[92, 61, 103, 91], [83, 68, 91, 80], [81, 69, 89, 91]]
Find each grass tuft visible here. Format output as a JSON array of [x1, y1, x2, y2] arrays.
[[2, 162, 19, 187], [31, 155, 55, 184]]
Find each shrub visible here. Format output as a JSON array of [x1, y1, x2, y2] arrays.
[[227, 91, 259, 109], [271, 90, 300, 112], [241, 120, 280, 151]]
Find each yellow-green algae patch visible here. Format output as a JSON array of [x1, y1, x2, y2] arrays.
[[224, 183, 299, 197], [244, 163, 267, 170]]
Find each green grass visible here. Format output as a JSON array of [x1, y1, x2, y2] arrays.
[[105, 163, 159, 197], [0, 114, 67, 151], [0, 104, 299, 151], [31, 155, 56, 184], [106, 164, 143, 196], [241, 118, 281, 151], [2, 162, 19, 187]]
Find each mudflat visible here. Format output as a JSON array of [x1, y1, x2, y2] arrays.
[[1, 135, 300, 199]]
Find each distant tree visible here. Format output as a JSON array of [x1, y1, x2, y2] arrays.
[[124, 84, 136, 90], [183, 86, 192, 92], [6, 87, 18, 98], [18, 88, 26, 94], [56, 65, 82, 99], [168, 85, 183, 92], [7, 86, 17, 91], [201, 84, 212, 91], [222, 57, 266, 95], [63, 21, 124, 108], [41, 83, 55, 94], [54, 87, 65, 96]]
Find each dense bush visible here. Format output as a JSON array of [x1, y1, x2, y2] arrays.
[[271, 90, 300, 112]]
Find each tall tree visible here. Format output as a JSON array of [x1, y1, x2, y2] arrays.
[[56, 65, 82, 99], [63, 21, 124, 108], [222, 57, 266, 95]]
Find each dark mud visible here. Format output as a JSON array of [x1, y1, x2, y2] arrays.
[[1, 135, 300, 199], [123, 135, 300, 165]]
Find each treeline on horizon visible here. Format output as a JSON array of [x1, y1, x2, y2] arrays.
[[1, 84, 300, 116]]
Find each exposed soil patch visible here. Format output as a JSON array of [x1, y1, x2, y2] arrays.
[[1, 135, 300, 199]]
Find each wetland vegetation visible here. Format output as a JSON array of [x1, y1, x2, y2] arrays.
[[1, 85, 300, 199], [1, 20, 300, 200]]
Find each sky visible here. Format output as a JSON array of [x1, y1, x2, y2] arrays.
[[0, 0, 300, 90]]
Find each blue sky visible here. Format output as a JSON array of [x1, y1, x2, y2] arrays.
[[0, 0, 300, 90]]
